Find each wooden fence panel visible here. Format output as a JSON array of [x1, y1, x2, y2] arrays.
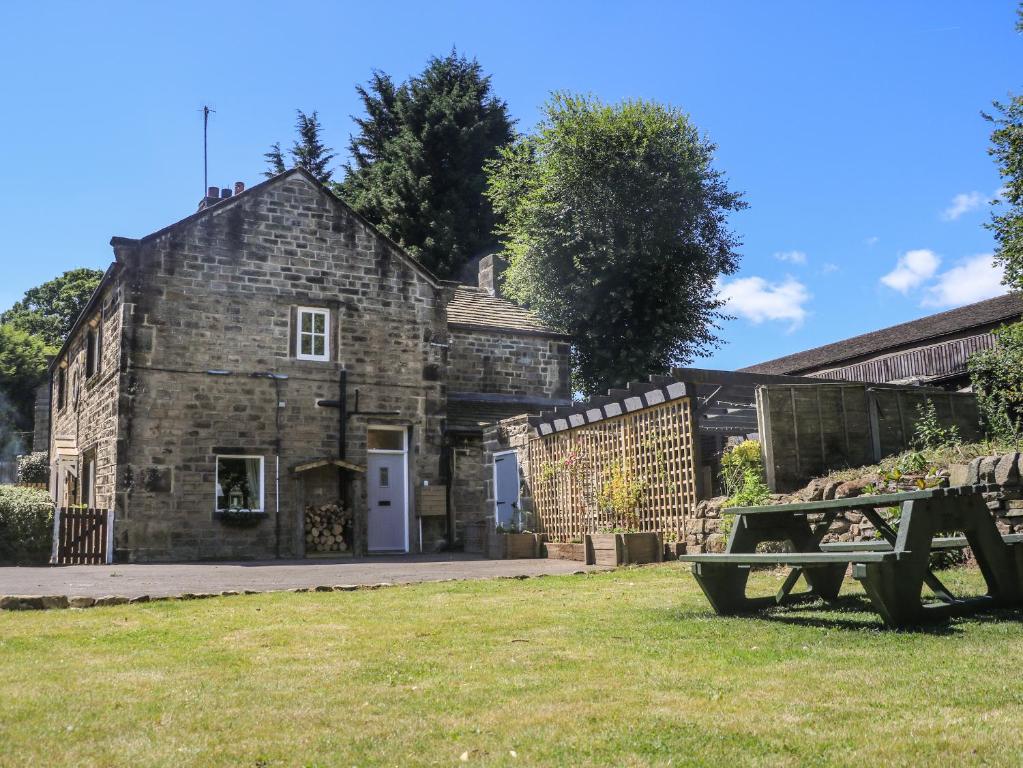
[[760, 383, 983, 492], [53, 508, 111, 565], [527, 397, 698, 542]]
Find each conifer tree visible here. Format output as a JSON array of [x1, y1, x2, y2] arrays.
[[338, 51, 514, 278], [263, 111, 336, 184]]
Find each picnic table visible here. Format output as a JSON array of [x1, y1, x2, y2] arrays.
[[678, 485, 1023, 627]]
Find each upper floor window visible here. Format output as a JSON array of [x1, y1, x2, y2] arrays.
[[296, 307, 330, 361], [85, 323, 101, 379], [56, 366, 67, 410]]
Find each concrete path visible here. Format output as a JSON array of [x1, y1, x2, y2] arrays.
[[0, 554, 599, 600]]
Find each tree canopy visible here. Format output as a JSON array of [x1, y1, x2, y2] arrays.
[[338, 51, 514, 278], [486, 93, 745, 396], [263, 110, 336, 184], [0, 324, 53, 447], [1, 268, 103, 348], [986, 10, 1023, 290], [0, 268, 100, 449]]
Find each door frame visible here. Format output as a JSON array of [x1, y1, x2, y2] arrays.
[[367, 425, 410, 553], [492, 450, 520, 529]]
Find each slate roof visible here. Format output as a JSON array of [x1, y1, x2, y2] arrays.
[[743, 292, 1023, 376], [446, 285, 567, 338]]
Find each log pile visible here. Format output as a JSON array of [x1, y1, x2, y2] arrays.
[[304, 502, 351, 553]]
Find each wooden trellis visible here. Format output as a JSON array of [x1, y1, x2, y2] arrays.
[[528, 397, 699, 542]]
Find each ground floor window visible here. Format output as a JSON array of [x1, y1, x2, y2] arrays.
[[215, 456, 264, 512]]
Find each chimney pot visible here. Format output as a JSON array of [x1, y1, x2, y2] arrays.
[[234, 181, 245, 195], [207, 186, 218, 198], [220, 187, 232, 198]]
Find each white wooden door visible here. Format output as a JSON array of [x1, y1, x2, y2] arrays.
[[367, 452, 408, 552], [493, 451, 520, 529]]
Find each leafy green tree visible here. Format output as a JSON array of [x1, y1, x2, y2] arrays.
[[0, 324, 53, 447], [986, 7, 1023, 289], [1, 268, 103, 347], [969, 321, 1023, 440], [339, 51, 514, 278], [263, 110, 336, 183], [486, 93, 745, 396]]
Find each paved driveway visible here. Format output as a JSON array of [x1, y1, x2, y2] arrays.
[[0, 554, 598, 599]]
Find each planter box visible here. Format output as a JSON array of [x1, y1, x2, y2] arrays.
[[543, 541, 586, 561], [487, 531, 544, 559], [585, 532, 664, 566]]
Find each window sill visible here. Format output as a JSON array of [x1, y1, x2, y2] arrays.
[[214, 509, 267, 527]]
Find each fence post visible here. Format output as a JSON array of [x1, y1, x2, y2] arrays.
[[105, 509, 114, 564], [49, 506, 61, 565]]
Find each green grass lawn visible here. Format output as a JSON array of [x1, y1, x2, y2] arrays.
[[2, 565, 1022, 767]]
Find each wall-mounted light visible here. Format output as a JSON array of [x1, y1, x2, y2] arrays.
[[206, 370, 232, 376]]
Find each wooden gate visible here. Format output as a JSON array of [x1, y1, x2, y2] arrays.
[[52, 508, 113, 565]]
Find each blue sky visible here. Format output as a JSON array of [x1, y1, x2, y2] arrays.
[[0, 1, 1018, 369]]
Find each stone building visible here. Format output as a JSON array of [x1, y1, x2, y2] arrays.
[[48, 168, 570, 561]]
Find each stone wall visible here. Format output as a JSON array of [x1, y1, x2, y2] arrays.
[[448, 329, 570, 399], [684, 452, 1023, 553], [49, 277, 126, 512], [110, 171, 449, 561], [449, 434, 487, 542]]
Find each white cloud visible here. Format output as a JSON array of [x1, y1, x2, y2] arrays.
[[865, 236, 879, 247], [774, 250, 807, 265], [820, 262, 839, 274], [923, 253, 1007, 308], [880, 249, 941, 293], [941, 191, 984, 221], [718, 276, 810, 330]]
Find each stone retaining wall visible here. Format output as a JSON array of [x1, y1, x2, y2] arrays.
[[684, 452, 1023, 553]]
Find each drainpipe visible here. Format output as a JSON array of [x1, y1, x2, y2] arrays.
[[338, 368, 347, 500]]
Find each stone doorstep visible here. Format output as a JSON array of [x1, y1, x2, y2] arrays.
[[0, 570, 595, 612]]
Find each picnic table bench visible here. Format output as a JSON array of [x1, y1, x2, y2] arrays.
[[678, 484, 1023, 627]]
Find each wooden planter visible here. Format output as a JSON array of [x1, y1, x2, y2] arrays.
[[543, 541, 587, 561], [487, 531, 544, 559], [585, 532, 664, 566], [663, 541, 686, 561]]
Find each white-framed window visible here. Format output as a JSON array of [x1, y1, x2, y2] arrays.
[[215, 455, 264, 512], [296, 307, 330, 361], [85, 322, 101, 379]]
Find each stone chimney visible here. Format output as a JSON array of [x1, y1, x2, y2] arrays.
[[198, 182, 245, 211], [478, 254, 508, 297]]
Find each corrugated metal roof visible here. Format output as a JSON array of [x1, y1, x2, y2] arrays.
[[743, 292, 1023, 376]]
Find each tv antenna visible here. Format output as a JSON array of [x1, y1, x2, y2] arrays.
[[200, 104, 216, 195]]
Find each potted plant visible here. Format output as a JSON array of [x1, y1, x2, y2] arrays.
[[585, 465, 662, 566]]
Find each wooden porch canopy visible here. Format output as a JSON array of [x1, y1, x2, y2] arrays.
[[291, 457, 366, 475], [527, 367, 839, 437]]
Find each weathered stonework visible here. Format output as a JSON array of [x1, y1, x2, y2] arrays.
[[48, 169, 570, 562]]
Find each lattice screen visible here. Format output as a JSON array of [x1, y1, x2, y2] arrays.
[[527, 397, 699, 542]]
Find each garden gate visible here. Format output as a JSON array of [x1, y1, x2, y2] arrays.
[[51, 508, 113, 565]]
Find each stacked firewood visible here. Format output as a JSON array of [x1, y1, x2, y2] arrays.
[[304, 502, 351, 553]]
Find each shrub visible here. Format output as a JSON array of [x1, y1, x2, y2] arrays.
[[969, 321, 1023, 442], [912, 400, 961, 451], [16, 451, 49, 484], [0, 485, 53, 564], [597, 464, 645, 532], [720, 441, 772, 510], [720, 440, 766, 495]]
